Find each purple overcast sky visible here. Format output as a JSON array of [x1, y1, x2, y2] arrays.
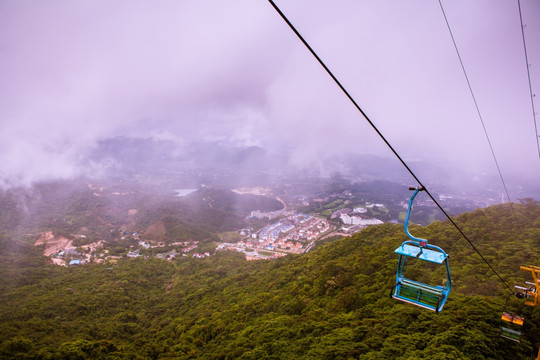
[[1, 0, 539, 190]]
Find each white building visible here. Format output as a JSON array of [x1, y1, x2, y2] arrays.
[[357, 218, 384, 226], [341, 214, 383, 226], [340, 214, 364, 225]]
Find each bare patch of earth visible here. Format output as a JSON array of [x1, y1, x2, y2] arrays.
[[144, 221, 166, 240], [34, 232, 73, 257], [51, 258, 66, 266]]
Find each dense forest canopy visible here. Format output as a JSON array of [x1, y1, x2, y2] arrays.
[[1, 197, 540, 359]]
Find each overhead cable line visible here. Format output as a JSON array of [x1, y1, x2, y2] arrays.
[[438, 0, 521, 226], [267, 0, 515, 295], [517, 0, 540, 159]]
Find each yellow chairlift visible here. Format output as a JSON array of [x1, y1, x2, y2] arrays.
[[516, 266, 540, 359], [499, 311, 524, 342], [499, 265, 540, 355]]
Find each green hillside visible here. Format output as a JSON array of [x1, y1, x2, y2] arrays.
[[1, 200, 540, 359]]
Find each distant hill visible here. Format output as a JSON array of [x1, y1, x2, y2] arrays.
[[183, 187, 283, 214], [133, 187, 283, 242], [1, 200, 539, 358], [0, 181, 284, 245]]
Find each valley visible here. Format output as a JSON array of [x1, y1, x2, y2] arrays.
[[12, 172, 495, 266]]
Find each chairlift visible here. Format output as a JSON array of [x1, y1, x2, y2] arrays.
[[499, 311, 524, 342], [499, 266, 540, 344], [499, 293, 525, 342], [391, 187, 451, 313]]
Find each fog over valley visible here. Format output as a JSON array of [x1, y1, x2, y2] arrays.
[[1, 0, 539, 199]]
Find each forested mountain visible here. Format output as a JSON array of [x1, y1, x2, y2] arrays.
[[1, 200, 540, 359]]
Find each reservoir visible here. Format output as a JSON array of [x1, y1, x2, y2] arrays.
[[175, 189, 197, 197]]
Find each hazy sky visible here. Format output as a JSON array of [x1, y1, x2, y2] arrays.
[[1, 0, 539, 190]]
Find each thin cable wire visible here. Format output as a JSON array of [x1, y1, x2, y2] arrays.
[[438, 0, 521, 226], [268, 0, 515, 295], [517, 0, 540, 159]]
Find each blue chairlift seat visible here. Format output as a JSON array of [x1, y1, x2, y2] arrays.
[[392, 241, 451, 312], [391, 188, 452, 313]]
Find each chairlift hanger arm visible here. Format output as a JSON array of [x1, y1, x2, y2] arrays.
[[404, 187, 428, 246]]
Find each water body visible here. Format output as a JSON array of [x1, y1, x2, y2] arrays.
[[175, 189, 198, 197]]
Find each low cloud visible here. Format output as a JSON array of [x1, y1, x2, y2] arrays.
[[1, 0, 539, 192]]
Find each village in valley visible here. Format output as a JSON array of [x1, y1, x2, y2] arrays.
[[33, 231, 210, 267], [218, 211, 333, 260], [32, 184, 391, 265], [218, 205, 384, 260], [34, 207, 384, 265]]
